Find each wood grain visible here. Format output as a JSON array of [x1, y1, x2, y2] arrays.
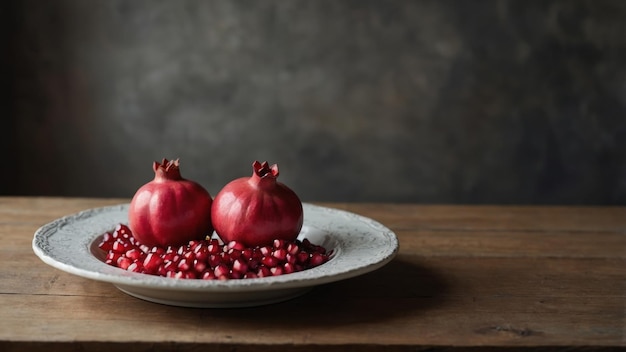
[[0, 197, 624, 351]]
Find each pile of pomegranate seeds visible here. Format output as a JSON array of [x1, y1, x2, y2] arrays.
[[97, 224, 331, 280]]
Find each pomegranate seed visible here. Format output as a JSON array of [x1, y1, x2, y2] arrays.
[[283, 262, 296, 274], [259, 246, 272, 256], [174, 271, 186, 279], [98, 240, 113, 252], [102, 232, 113, 242], [273, 239, 285, 249], [232, 259, 248, 273], [219, 251, 231, 264], [125, 248, 143, 261], [105, 252, 121, 265], [183, 251, 195, 261], [162, 251, 177, 262], [214, 264, 229, 278], [227, 241, 245, 251], [193, 242, 207, 253], [272, 249, 287, 262], [117, 256, 133, 270], [184, 271, 197, 279], [150, 246, 165, 255], [257, 267, 272, 277], [194, 260, 207, 273], [98, 224, 331, 280], [230, 271, 243, 279], [310, 253, 326, 266], [188, 240, 201, 250], [111, 240, 127, 253], [261, 256, 279, 267], [207, 240, 221, 254], [286, 242, 300, 255], [242, 248, 253, 260], [177, 258, 191, 272], [247, 259, 260, 271], [157, 265, 168, 276], [163, 261, 177, 273], [202, 270, 215, 280], [127, 262, 143, 272], [250, 251, 263, 263], [296, 251, 309, 264], [115, 224, 132, 237], [227, 249, 242, 261], [143, 253, 164, 273], [195, 248, 209, 262], [208, 254, 221, 267]]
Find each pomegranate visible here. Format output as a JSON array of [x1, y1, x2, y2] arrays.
[[211, 161, 303, 247], [98, 224, 331, 279], [128, 158, 213, 247]]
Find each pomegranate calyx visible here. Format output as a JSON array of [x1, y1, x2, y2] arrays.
[[250, 161, 280, 189], [153, 158, 182, 181], [252, 160, 279, 178]]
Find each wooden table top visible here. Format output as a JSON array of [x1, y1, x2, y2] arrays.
[[1, 197, 624, 351]]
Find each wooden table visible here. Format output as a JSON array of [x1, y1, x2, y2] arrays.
[[1, 197, 624, 351]]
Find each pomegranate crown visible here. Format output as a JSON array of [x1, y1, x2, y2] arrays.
[[252, 161, 279, 179], [153, 158, 182, 180]]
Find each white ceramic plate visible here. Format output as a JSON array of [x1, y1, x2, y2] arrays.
[[33, 203, 398, 308]]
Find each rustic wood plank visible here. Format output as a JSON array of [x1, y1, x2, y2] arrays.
[[327, 203, 626, 233], [395, 229, 626, 258], [1, 256, 623, 346]]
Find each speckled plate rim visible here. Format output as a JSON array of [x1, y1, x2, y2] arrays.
[[32, 203, 399, 294]]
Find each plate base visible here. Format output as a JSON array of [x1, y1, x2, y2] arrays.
[[114, 284, 313, 308]]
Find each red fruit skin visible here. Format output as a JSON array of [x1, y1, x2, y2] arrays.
[[129, 159, 213, 248], [211, 161, 303, 247]]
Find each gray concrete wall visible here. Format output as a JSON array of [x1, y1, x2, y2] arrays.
[[4, 0, 626, 204]]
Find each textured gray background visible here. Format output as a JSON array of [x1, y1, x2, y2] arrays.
[[3, 0, 626, 204]]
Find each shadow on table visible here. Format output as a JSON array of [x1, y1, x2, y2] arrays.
[[204, 256, 449, 327]]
